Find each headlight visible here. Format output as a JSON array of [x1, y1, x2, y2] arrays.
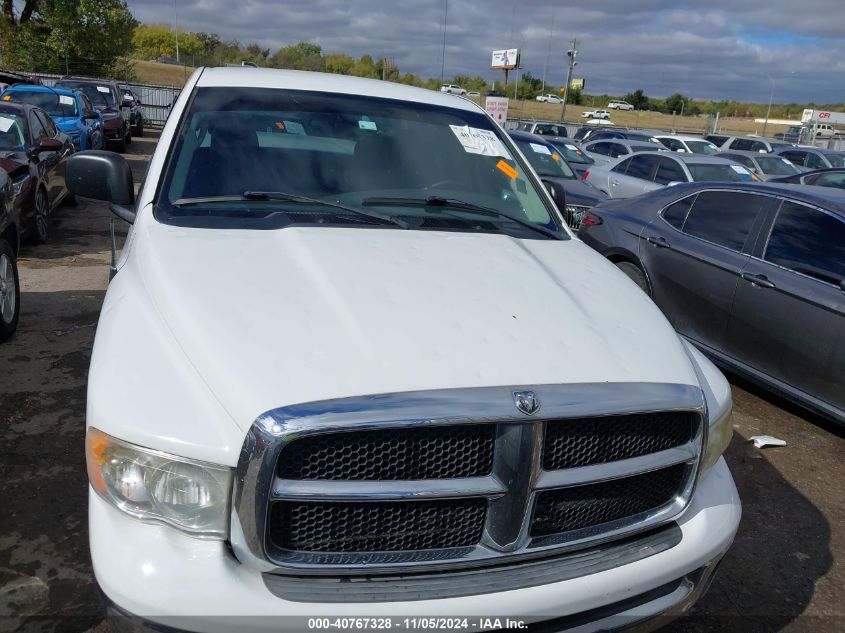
[[701, 405, 733, 472], [86, 428, 233, 538]]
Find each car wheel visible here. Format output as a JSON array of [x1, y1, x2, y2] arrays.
[[615, 261, 650, 295], [0, 239, 20, 342], [114, 133, 127, 153], [126, 127, 132, 145], [63, 192, 77, 207], [30, 187, 49, 244]]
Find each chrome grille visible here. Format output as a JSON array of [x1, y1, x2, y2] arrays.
[[277, 425, 495, 480], [531, 464, 688, 537], [233, 383, 705, 574], [269, 498, 487, 552], [543, 412, 697, 470]]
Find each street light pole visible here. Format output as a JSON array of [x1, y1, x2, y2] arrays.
[[762, 74, 775, 137], [559, 37, 577, 123]]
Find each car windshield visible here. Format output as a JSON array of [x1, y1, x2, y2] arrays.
[[825, 154, 845, 168], [685, 140, 719, 155], [157, 87, 564, 238], [755, 156, 800, 176], [550, 141, 592, 165], [5, 90, 78, 117], [58, 82, 116, 108], [512, 139, 576, 179], [687, 163, 753, 182], [0, 112, 26, 150]]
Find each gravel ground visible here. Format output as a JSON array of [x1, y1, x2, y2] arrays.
[[0, 130, 842, 632]]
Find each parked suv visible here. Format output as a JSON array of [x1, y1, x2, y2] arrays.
[[439, 84, 467, 95], [607, 100, 634, 110], [67, 67, 740, 632], [55, 77, 131, 151]]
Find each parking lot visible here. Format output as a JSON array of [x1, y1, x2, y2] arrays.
[[0, 130, 843, 632]]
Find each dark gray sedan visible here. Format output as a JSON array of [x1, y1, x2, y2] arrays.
[[579, 182, 845, 424]]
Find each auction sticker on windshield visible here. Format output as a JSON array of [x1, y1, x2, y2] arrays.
[[59, 95, 75, 105], [730, 165, 750, 174], [450, 125, 512, 158], [530, 143, 551, 155], [0, 116, 14, 133], [96, 86, 110, 93]]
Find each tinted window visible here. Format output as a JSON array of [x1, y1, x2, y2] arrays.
[[826, 154, 845, 168], [625, 154, 659, 180], [781, 151, 807, 166], [749, 141, 767, 152], [660, 137, 684, 152], [682, 191, 767, 251], [654, 157, 687, 185], [611, 156, 632, 174], [662, 194, 695, 229], [36, 110, 57, 137], [729, 138, 751, 150], [535, 124, 565, 137], [29, 112, 48, 142], [812, 172, 845, 189], [755, 156, 800, 176], [806, 153, 827, 169], [514, 139, 575, 179], [589, 142, 613, 156], [685, 141, 719, 155], [722, 154, 755, 169], [705, 135, 729, 146], [765, 203, 845, 284], [631, 146, 661, 153]]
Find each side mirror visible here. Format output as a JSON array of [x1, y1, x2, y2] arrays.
[[65, 151, 135, 223], [541, 178, 567, 209], [37, 138, 63, 152], [676, 148, 688, 153]]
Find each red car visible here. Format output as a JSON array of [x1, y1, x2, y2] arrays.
[[0, 102, 75, 243]]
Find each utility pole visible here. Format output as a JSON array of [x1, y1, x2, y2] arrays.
[[762, 75, 775, 137], [559, 37, 577, 123]]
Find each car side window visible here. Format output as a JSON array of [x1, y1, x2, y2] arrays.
[[781, 151, 807, 166], [682, 191, 767, 251], [814, 172, 845, 189], [806, 153, 826, 169], [29, 112, 48, 143], [749, 141, 766, 152], [590, 142, 612, 156], [610, 143, 628, 158], [661, 138, 683, 152], [36, 111, 58, 137], [611, 156, 632, 174], [725, 155, 754, 169], [654, 157, 687, 185], [730, 139, 752, 151], [764, 202, 845, 285], [662, 194, 696, 229], [625, 154, 660, 181], [80, 94, 94, 117]]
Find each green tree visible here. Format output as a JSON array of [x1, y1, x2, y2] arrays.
[[622, 89, 649, 110], [270, 42, 323, 71], [2, 0, 136, 75], [663, 92, 689, 115]]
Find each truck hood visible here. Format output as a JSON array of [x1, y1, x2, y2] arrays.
[[134, 224, 700, 430]]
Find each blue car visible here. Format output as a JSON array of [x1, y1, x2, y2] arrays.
[[0, 84, 104, 150]]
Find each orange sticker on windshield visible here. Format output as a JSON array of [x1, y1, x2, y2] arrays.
[[496, 160, 518, 180], [1, 96, 10, 101], [551, 153, 560, 160], [275, 121, 285, 129]]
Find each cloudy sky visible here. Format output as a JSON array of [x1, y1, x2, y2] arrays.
[[125, 0, 844, 103]]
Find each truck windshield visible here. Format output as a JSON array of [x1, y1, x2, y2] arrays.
[[156, 87, 564, 239], [4, 90, 78, 117], [56, 82, 116, 108]]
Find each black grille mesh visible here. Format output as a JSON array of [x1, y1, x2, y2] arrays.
[[277, 425, 495, 480], [269, 499, 487, 552], [530, 464, 687, 537], [543, 412, 697, 470]]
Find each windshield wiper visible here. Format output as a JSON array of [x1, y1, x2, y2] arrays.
[[171, 192, 409, 228], [362, 196, 562, 240]]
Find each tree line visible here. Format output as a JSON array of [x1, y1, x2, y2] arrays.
[[1, 8, 840, 120]]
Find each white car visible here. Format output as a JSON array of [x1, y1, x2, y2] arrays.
[[66, 67, 740, 632], [440, 84, 466, 95], [655, 135, 721, 155], [607, 101, 634, 111], [586, 118, 615, 126], [535, 93, 563, 104], [581, 108, 611, 119]]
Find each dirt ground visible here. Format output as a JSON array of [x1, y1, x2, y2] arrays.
[[0, 131, 842, 632]]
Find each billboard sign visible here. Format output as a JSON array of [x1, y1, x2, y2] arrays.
[[570, 77, 585, 91], [491, 49, 519, 70], [485, 95, 509, 124]]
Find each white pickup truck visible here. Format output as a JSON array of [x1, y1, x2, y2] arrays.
[[440, 84, 467, 95], [67, 67, 740, 632]]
